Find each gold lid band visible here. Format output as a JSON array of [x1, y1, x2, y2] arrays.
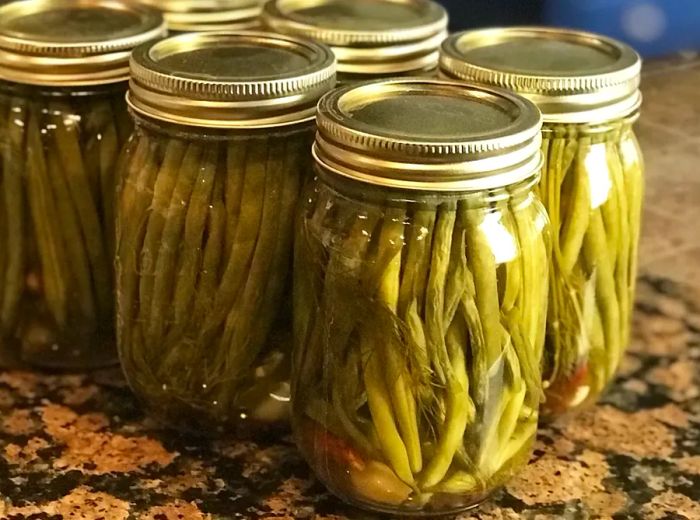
[[439, 27, 642, 124], [314, 78, 543, 192], [262, 0, 447, 76], [128, 31, 336, 129], [137, 0, 264, 32], [0, 0, 165, 86]]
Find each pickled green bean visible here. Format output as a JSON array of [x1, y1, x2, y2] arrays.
[[50, 102, 111, 320], [26, 107, 68, 327], [46, 149, 95, 323], [464, 210, 502, 369], [425, 206, 456, 384], [559, 137, 591, 275], [293, 179, 547, 508], [117, 129, 313, 431], [1, 98, 26, 332], [137, 139, 187, 329], [164, 143, 205, 328], [202, 139, 268, 340], [194, 172, 226, 324], [420, 316, 474, 488], [375, 207, 422, 475], [542, 120, 643, 415]]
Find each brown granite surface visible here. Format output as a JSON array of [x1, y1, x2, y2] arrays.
[[1, 56, 699, 520]]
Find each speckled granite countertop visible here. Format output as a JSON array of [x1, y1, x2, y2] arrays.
[[1, 56, 699, 520]]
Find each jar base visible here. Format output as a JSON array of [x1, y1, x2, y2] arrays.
[[0, 337, 26, 370], [324, 479, 497, 517], [21, 342, 119, 371], [141, 401, 291, 440]]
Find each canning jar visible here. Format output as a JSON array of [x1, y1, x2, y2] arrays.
[[0, 0, 165, 369], [293, 78, 549, 515], [116, 32, 336, 435], [262, 0, 447, 83], [440, 27, 644, 416], [138, 0, 265, 33]]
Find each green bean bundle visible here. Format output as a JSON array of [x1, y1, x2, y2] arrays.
[[438, 27, 646, 418], [292, 176, 549, 513], [116, 125, 312, 434], [540, 120, 644, 415], [0, 87, 129, 368]]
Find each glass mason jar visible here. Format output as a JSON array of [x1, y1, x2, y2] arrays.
[[293, 79, 549, 515], [116, 32, 336, 435], [262, 0, 447, 84], [138, 0, 265, 33], [440, 27, 645, 416], [0, 0, 165, 369]]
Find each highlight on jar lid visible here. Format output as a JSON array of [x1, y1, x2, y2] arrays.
[[439, 27, 642, 124], [314, 78, 543, 191], [261, 0, 448, 76], [0, 0, 166, 86], [127, 31, 336, 128], [137, 0, 265, 33]]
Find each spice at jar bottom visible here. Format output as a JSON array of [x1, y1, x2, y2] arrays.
[[540, 121, 644, 413], [0, 89, 131, 368], [117, 128, 312, 432]]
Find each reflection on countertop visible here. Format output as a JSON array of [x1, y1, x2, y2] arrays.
[[0, 55, 699, 520]]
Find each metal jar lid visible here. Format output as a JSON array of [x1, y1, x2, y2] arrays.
[[440, 27, 642, 124], [261, 0, 448, 76], [128, 31, 336, 129], [0, 0, 166, 86], [138, 0, 264, 33], [314, 78, 543, 192]]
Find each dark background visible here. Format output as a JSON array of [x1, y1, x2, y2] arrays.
[[440, 0, 543, 29], [439, 0, 700, 57]]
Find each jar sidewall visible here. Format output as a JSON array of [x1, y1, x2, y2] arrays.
[[539, 112, 644, 415], [293, 156, 547, 512], [115, 117, 311, 431], [0, 80, 129, 369]]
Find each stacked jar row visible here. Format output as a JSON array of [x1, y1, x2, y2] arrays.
[[0, 0, 644, 516]]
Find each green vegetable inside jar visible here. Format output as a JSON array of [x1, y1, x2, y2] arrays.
[[261, 0, 448, 83], [0, 0, 165, 369], [293, 78, 549, 515], [116, 31, 336, 435], [440, 27, 645, 416]]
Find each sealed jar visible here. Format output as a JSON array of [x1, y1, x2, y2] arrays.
[[262, 0, 447, 83], [138, 0, 265, 33], [293, 78, 549, 515], [0, 0, 165, 369], [440, 27, 644, 416], [116, 31, 336, 435]]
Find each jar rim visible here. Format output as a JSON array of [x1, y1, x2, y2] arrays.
[[137, 0, 264, 33], [439, 27, 642, 124], [262, 0, 448, 76], [128, 31, 337, 129], [0, 0, 166, 86], [314, 77, 544, 192]]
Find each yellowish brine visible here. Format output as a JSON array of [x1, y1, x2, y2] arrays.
[[116, 32, 336, 434], [0, 0, 165, 368]]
